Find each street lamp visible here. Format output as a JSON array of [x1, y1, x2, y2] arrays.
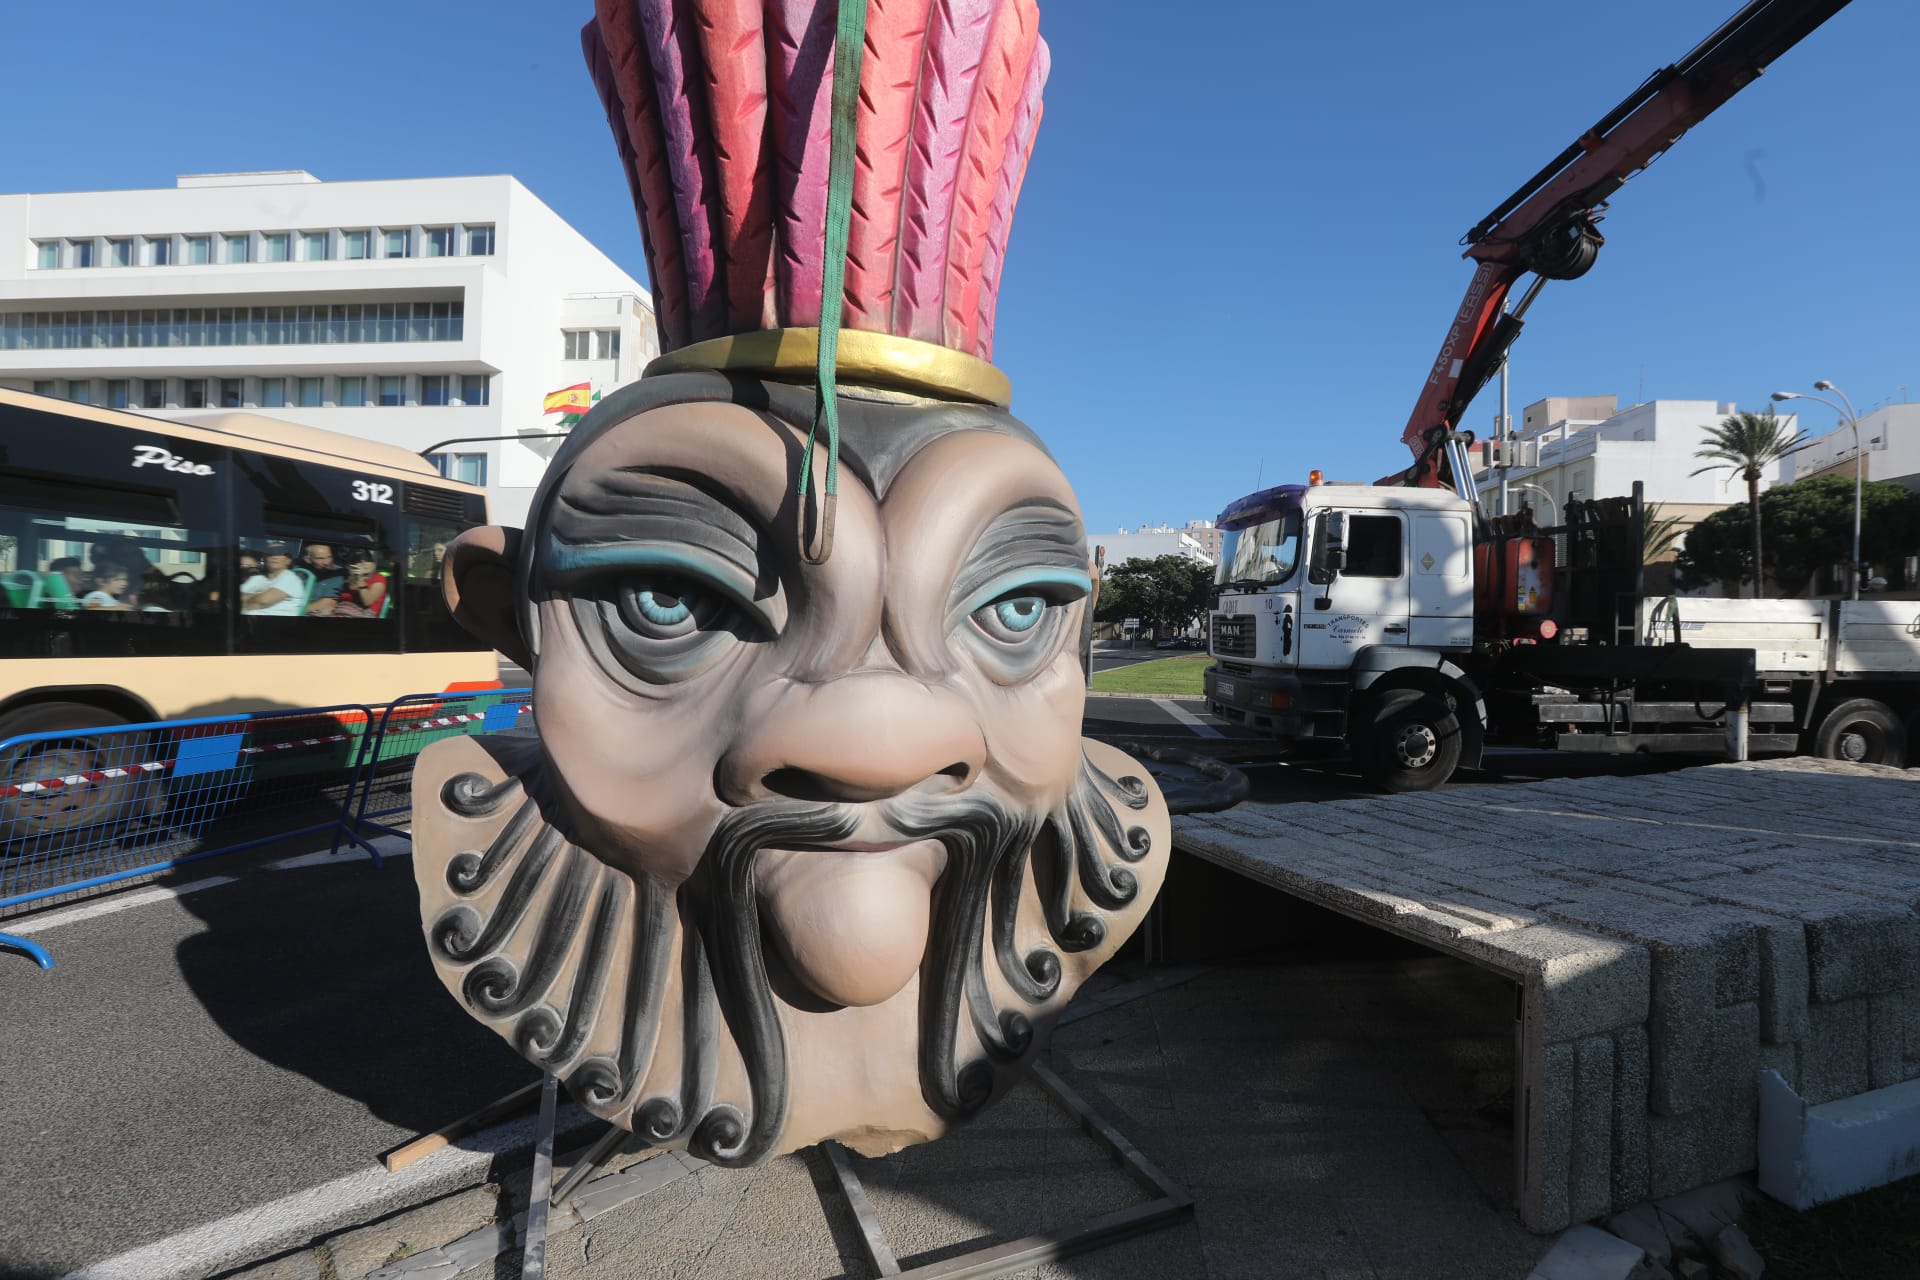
[[1770, 382, 1864, 600]]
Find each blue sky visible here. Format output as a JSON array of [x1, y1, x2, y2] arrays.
[[5, 1, 1914, 535]]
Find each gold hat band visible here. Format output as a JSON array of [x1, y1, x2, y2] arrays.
[[642, 327, 1012, 409]]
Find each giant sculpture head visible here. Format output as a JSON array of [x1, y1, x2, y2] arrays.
[[410, 0, 1171, 1166]]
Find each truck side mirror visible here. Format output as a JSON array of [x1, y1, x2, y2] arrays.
[[1310, 511, 1348, 585]]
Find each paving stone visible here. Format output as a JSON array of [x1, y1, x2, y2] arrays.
[[1870, 989, 1915, 1090], [1570, 1035, 1616, 1224], [1756, 923, 1810, 1045], [1458, 923, 1650, 1041], [1530, 1224, 1646, 1280], [322, 1184, 502, 1279], [1759, 1041, 1799, 1094], [1806, 908, 1920, 1001], [1611, 1026, 1651, 1207], [1604, 1204, 1672, 1265], [1801, 997, 1871, 1105], [1708, 1223, 1765, 1280], [1709, 1003, 1761, 1123], [1525, 1040, 1578, 1232], [230, 1249, 325, 1280]]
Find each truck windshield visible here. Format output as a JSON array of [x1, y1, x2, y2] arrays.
[[1216, 510, 1302, 587]]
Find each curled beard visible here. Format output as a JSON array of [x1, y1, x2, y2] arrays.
[[421, 748, 1158, 1166]]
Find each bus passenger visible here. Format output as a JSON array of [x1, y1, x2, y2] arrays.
[[48, 557, 89, 601], [329, 551, 389, 619], [301, 544, 347, 615], [80, 566, 135, 612], [240, 545, 305, 616]]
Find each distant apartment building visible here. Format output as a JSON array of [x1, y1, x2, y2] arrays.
[[0, 171, 656, 527], [1474, 395, 1797, 523], [1786, 402, 1920, 494], [1090, 522, 1218, 568]]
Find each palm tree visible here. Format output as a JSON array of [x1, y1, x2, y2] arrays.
[[1642, 503, 1685, 563], [1691, 410, 1806, 597]]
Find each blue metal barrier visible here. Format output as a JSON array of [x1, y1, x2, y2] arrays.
[[0, 702, 380, 968], [332, 688, 533, 853]]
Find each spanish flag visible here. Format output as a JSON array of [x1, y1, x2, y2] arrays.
[[543, 382, 592, 415]]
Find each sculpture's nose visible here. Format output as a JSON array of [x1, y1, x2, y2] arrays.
[[717, 674, 986, 806]]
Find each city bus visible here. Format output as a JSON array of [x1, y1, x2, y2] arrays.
[[0, 388, 498, 740]]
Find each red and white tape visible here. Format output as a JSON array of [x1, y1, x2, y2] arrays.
[[0, 703, 530, 800]]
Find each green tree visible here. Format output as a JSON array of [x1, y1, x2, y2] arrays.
[[1095, 555, 1213, 635], [1643, 503, 1685, 562], [1689, 409, 1807, 596], [1673, 474, 1920, 596]]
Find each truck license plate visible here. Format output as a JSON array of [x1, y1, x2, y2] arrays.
[[1214, 679, 1236, 699]]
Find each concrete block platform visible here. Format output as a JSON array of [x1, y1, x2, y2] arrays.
[[1172, 757, 1920, 1231]]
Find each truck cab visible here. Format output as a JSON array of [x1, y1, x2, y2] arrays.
[[1204, 480, 1484, 789]]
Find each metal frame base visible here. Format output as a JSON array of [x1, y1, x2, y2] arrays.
[[823, 1061, 1193, 1279]]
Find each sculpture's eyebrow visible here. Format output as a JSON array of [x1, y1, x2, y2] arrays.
[[950, 501, 1091, 614], [550, 467, 762, 555]]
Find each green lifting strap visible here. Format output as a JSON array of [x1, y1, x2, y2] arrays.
[[796, 0, 868, 565]]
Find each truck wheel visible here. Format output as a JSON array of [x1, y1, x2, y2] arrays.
[[1362, 690, 1462, 793], [1811, 699, 1907, 767]]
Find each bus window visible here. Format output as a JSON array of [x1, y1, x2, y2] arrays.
[[402, 484, 486, 652], [231, 450, 403, 655], [0, 441, 227, 659]]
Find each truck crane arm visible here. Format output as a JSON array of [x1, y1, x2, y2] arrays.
[[1392, 0, 1851, 493]]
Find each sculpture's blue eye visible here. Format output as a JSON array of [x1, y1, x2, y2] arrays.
[[994, 597, 1044, 633], [634, 587, 693, 627], [972, 592, 1051, 643]]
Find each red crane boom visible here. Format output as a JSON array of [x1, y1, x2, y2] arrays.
[[1393, 0, 1852, 492]]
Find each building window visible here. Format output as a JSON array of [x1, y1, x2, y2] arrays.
[[106, 379, 130, 409], [108, 239, 133, 267], [224, 235, 250, 264], [261, 233, 290, 263], [424, 227, 453, 257], [185, 236, 211, 265], [596, 329, 620, 360], [142, 378, 166, 409], [343, 230, 370, 260], [383, 228, 410, 258], [220, 378, 244, 408], [0, 301, 464, 350], [421, 374, 451, 406], [378, 375, 405, 406], [260, 377, 286, 408], [459, 374, 490, 406], [467, 225, 495, 255], [339, 376, 366, 407], [149, 237, 172, 266], [72, 240, 95, 268], [35, 242, 58, 269], [300, 231, 328, 262], [32, 380, 55, 396], [297, 376, 323, 408], [184, 379, 208, 408], [563, 330, 591, 360], [67, 380, 90, 404], [428, 452, 488, 487]]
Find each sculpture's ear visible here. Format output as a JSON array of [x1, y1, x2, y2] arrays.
[[442, 526, 532, 671]]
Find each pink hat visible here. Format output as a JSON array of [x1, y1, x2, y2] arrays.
[[582, 0, 1050, 366]]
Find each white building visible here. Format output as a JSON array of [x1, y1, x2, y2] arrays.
[[1089, 525, 1215, 568], [1474, 396, 1798, 524], [1786, 403, 1920, 494], [0, 171, 657, 527]]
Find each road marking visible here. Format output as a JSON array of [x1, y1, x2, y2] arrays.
[[8, 876, 238, 934], [59, 1101, 597, 1280], [1153, 698, 1224, 738], [266, 836, 411, 871]]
